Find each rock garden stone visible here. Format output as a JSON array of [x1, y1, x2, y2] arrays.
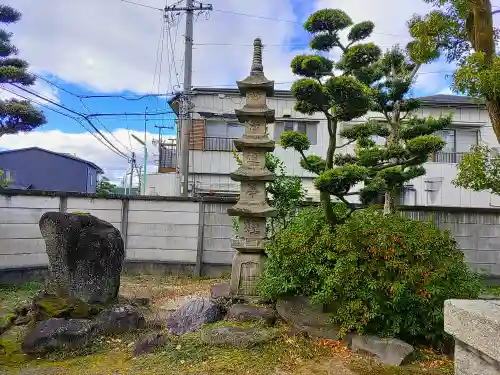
[[211, 283, 230, 300], [349, 334, 414, 366], [21, 318, 94, 354], [133, 332, 169, 356], [276, 296, 340, 340], [39, 212, 124, 306], [201, 326, 275, 348], [166, 297, 223, 335], [93, 304, 145, 334], [227, 304, 276, 325]]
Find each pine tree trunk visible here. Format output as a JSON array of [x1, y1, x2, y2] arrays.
[[323, 118, 337, 227], [384, 101, 401, 214]]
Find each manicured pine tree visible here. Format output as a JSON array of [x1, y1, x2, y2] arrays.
[[281, 9, 449, 225], [0, 5, 45, 137]]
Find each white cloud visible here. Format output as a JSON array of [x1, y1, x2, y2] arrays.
[[0, 129, 168, 184], [4, 0, 305, 94]]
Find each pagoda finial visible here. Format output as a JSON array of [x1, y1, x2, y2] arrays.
[[251, 38, 263, 73]]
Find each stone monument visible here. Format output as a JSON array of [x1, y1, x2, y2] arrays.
[[227, 38, 277, 297]]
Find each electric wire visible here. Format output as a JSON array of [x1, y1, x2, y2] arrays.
[[0, 86, 130, 160], [9, 83, 130, 159]]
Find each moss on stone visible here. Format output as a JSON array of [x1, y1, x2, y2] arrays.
[[0, 313, 16, 335], [0, 325, 29, 364], [34, 296, 103, 320]]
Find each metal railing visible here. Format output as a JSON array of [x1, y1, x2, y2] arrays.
[[431, 152, 467, 164], [203, 137, 237, 151]]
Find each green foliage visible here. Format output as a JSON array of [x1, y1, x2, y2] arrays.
[[452, 52, 500, 100], [95, 176, 117, 198], [258, 207, 331, 299], [0, 169, 9, 187], [0, 5, 45, 136], [260, 208, 482, 346], [453, 145, 500, 195], [321, 209, 482, 345]]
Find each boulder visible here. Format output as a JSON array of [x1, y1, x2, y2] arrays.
[[21, 318, 94, 354], [93, 304, 145, 334], [133, 332, 169, 356], [276, 296, 340, 340], [349, 335, 414, 366], [227, 304, 276, 325], [166, 298, 223, 335], [201, 326, 275, 348], [39, 212, 124, 306]]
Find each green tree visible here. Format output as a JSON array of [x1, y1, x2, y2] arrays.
[[453, 145, 500, 194], [408, 0, 500, 141], [282, 9, 448, 224], [0, 5, 45, 136], [95, 177, 116, 198], [368, 46, 451, 213]]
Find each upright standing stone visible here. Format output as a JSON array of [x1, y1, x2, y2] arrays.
[[228, 38, 276, 297]]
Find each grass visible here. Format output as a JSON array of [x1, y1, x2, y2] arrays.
[[0, 275, 454, 375], [0, 282, 42, 312]]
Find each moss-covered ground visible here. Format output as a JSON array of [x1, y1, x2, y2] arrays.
[[0, 275, 455, 375]]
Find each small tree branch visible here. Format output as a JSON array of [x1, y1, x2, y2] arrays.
[[409, 63, 421, 81], [336, 139, 356, 149], [298, 150, 320, 175]]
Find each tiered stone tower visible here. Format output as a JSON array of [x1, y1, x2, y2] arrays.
[[227, 38, 276, 297]]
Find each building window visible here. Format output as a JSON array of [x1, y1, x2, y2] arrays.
[[432, 128, 479, 163], [204, 120, 244, 151], [274, 120, 318, 145], [89, 173, 93, 186]]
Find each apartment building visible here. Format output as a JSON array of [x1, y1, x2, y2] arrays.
[[147, 87, 500, 208]]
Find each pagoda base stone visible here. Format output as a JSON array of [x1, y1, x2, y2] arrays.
[[229, 252, 266, 297]]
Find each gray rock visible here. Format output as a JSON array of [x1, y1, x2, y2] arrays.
[[133, 332, 169, 356], [39, 212, 124, 306], [166, 297, 223, 335], [211, 283, 230, 300], [349, 335, 414, 366], [21, 318, 94, 354], [276, 296, 340, 339], [201, 326, 275, 348], [93, 304, 145, 334], [227, 304, 276, 325]]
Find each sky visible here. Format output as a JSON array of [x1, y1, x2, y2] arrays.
[[0, 0, 461, 184]]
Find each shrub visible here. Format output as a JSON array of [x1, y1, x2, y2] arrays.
[[260, 207, 482, 347], [258, 207, 330, 300]]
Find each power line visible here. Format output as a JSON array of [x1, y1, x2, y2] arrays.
[[0, 86, 130, 160], [34, 74, 176, 100], [9, 83, 130, 159]]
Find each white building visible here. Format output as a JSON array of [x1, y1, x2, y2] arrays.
[[147, 87, 500, 208]]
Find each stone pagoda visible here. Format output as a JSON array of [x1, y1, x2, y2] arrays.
[[227, 38, 276, 297]]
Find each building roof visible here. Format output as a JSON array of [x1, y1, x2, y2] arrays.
[[191, 87, 486, 108], [0, 147, 104, 173]]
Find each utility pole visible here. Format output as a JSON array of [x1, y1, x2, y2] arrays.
[[129, 152, 136, 196], [165, 0, 212, 196]]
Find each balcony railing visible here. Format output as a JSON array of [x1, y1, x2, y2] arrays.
[[203, 137, 238, 151], [431, 151, 467, 164]]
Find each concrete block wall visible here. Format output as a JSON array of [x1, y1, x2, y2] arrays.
[[2, 192, 500, 277], [0, 193, 236, 275], [403, 208, 500, 275]]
